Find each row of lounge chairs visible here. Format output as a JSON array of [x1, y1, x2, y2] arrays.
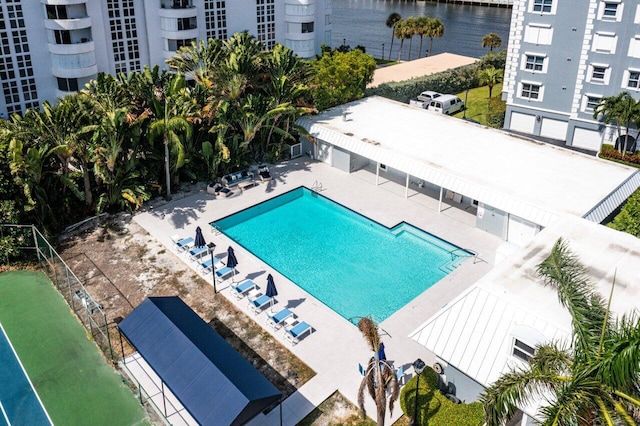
[[172, 234, 313, 345], [230, 278, 313, 345]]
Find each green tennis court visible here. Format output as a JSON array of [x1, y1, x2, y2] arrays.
[[0, 271, 148, 425]]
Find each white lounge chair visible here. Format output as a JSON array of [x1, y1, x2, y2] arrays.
[[214, 265, 235, 281], [230, 279, 257, 299], [266, 308, 293, 329], [248, 294, 273, 314], [284, 321, 313, 345], [198, 256, 224, 273], [173, 236, 194, 252]]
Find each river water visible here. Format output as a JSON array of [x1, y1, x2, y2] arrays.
[[331, 0, 513, 60]]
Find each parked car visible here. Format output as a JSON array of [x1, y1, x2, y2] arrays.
[[427, 95, 465, 115], [417, 91, 442, 103]]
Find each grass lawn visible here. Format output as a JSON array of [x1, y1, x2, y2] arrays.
[[0, 270, 148, 426], [453, 83, 504, 126]]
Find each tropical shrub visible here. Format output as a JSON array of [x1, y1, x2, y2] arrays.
[[399, 367, 483, 426], [311, 49, 377, 111], [608, 188, 640, 237], [599, 144, 640, 166], [486, 97, 506, 129]]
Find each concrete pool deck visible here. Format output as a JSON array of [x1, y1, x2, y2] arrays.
[[133, 157, 503, 425]]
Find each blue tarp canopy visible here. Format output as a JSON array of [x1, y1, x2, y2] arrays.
[[118, 297, 281, 426]]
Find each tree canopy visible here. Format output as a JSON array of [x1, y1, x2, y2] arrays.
[[481, 238, 640, 425]]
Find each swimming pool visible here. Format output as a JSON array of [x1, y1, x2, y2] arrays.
[[213, 187, 470, 322]]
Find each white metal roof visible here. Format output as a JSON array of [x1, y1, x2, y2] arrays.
[[298, 96, 640, 227], [410, 216, 640, 389]]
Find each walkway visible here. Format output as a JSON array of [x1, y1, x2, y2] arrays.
[[369, 53, 477, 88], [133, 158, 502, 424]]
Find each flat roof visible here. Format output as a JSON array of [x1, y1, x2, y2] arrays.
[[298, 96, 640, 227], [410, 217, 640, 389]]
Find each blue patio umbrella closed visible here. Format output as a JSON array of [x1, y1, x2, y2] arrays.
[[227, 246, 239, 282], [378, 342, 386, 361], [194, 226, 206, 248], [265, 274, 278, 298]]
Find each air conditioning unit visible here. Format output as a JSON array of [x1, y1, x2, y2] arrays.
[[289, 143, 302, 159], [379, 163, 387, 172]]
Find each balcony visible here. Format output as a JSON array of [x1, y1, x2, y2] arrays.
[[44, 16, 91, 31], [158, 6, 197, 19], [52, 63, 98, 79], [161, 0, 193, 7], [41, 0, 86, 6], [48, 40, 94, 55]]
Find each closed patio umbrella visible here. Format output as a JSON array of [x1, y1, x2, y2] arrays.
[[378, 342, 386, 361], [265, 274, 278, 298], [227, 246, 238, 282], [194, 226, 206, 248]]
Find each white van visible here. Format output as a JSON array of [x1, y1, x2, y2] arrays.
[[427, 95, 465, 115]]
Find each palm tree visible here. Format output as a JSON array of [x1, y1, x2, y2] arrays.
[[146, 70, 192, 200], [593, 92, 639, 155], [482, 32, 502, 52], [477, 66, 503, 99], [385, 13, 402, 61], [481, 238, 640, 426], [415, 16, 430, 59], [357, 317, 400, 426], [425, 18, 444, 57], [404, 17, 418, 61], [394, 20, 412, 61]]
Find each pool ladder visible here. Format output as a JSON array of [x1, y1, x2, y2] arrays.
[[311, 180, 323, 192]]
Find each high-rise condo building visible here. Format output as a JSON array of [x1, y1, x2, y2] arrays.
[[0, 0, 332, 118], [503, 0, 640, 152]]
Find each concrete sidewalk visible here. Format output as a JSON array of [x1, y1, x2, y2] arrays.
[[369, 52, 477, 88]]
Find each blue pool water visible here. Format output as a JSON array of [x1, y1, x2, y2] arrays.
[[213, 188, 469, 322]]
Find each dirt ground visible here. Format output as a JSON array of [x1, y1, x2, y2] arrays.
[[57, 210, 368, 425]]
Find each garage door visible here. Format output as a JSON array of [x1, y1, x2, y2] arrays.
[[572, 127, 602, 151], [509, 112, 536, 134], [540, 118, 568, 140]]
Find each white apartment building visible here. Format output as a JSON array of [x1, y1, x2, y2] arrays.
[[503, 0, 640, 151], [0, 0, 332, 118]]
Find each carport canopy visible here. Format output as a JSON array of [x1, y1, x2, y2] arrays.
[[118, 296, 281, 426]]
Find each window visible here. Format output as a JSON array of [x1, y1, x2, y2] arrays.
[[628, 71, 640, 89], [585, 95, 601, 111], [525, 55, 545, 71], [53, 30, 71, 44], [57, 77, 78, 92], [592, 32, 617, 54], [513, 339, 535, 362], [603, 2, 618, 17], [46, 5, 67, 19], [592, 66, 607, 82], [524, 24, 553, 45], [521, 82, 541, 100], [532, 0, 553, 13], [599, 1, 623, 21], [301, 22, 314, 33]]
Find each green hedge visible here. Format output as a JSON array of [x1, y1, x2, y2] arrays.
[[399, 367, 484, 426], [366, 51, 506, 104]]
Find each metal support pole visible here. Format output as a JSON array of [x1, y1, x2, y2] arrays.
[[161, 381, 167, 416], [382, 43, 385, 60], [208, 242, 217, 294], [438, 187, 443, 212], [376, 163, 380, 186], [405, 173, 409, 198], [463, 88, 470, 119]]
